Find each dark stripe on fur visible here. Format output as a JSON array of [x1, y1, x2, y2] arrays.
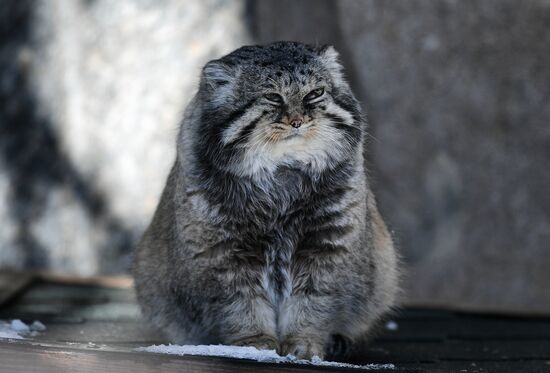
[[333, 93, 362, 124], [303, 224, 354, 242], [296, 241, 348, 256], [225, 112, 266, 147], [222, 99, 257, 129], [325, 112, 361, 145], [195, 98, 258, 170]]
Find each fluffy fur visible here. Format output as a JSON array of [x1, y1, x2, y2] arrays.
[[133, 42, 398, 360]]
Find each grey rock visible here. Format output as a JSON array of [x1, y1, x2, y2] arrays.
[[251, 0, 550, 313], [1, 0, 549, 313], [0, 0, 250, 274]]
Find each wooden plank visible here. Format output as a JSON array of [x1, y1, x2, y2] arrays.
[[432, 360, 550, 373], [447, 315, 550, 340], [401, 299, 550, 318], [0, 342, 402, 373], [442, 339, 550, 361], [31, 320, 164, 344], [351, 339, 550, 364], [389, 308, 454, 320], [18, 283, 136, 304], [3, 301, 141, 321], [374, 316, 550, 341], [351, 341, 441, 364], [36, 272, 133, 289], [0, 281, 139, 322], [0, 270, 34, 307], [3, 274, 550, 372]]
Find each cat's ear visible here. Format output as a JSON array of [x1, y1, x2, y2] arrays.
[[317, 45, 345, 83], [202, 60, 237, 89]]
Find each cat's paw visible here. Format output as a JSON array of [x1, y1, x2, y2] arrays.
[[326, 334, 352, 360], [278, 337, 325, 360], [231, 334, 278, 351]]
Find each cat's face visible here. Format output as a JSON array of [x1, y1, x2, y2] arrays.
[[197, 42, 362, 177]]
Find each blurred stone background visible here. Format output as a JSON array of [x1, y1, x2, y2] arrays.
[[0, 0, 549, 314]]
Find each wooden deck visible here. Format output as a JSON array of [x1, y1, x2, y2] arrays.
[[0, 272, 549, 372]]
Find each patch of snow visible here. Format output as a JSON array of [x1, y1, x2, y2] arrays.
[[0, 329, 24, 339], [385, 321, 399, 331], [136, 344, 395, 370], [0, 319, 46, 340], [30, 320, 47, 332], [10, 319, 30, 333]]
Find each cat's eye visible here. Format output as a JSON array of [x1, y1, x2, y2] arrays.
[[264, 93, 284, 105], [303, 88, 325, 102]]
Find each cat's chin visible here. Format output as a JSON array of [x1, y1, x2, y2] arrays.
[[282, 132, 301, 140]]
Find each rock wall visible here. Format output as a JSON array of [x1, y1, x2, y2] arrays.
[[1, 0, 549, 313], [251, 0, 550, 314], [0, 0, 250, 274]]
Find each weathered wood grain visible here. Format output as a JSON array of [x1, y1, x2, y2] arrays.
[[2, 272, 550, 372], [0, 343, 397, 373], [0, 270, 34, 307]]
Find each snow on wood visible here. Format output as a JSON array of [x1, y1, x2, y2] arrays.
[[136, 344, 395, 370], [385, 321, 399, 331], [0, 319, 46, 339]]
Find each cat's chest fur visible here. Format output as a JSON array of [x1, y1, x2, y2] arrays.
[[204, 165, 340, 305], [231, 169, 311, 306], [260, 233, 295, 308]]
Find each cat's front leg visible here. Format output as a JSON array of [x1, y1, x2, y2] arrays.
[[219, 294, 278, 350], [230, 333, 278, 350], [278, 333, 325, 360], [276, 295, 334, 360]]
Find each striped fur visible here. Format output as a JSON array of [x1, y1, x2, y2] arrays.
[[133, 42, 398, 360]]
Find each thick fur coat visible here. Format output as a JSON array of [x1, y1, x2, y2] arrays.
[[133, 42, 398, 360]]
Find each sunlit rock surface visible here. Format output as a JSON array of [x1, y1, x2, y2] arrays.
[[0, 0, 250, 274], [252, 0, 550, 313], [1, 0, 549, 313]]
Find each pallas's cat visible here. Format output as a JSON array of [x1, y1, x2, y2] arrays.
[[133, 42, 398, 360]]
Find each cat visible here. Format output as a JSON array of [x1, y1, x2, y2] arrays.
[[133, 41, 398, 360]]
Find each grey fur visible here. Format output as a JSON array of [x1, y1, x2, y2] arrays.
[[133, 42, 398, 360]]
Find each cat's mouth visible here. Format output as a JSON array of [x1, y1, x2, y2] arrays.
[[283, 131, 301, 140], [265, 122, 315, 143], [280, 124, 313, 140]]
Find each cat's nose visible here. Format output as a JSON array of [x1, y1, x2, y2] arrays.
[[289, 116, 303, 128]]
